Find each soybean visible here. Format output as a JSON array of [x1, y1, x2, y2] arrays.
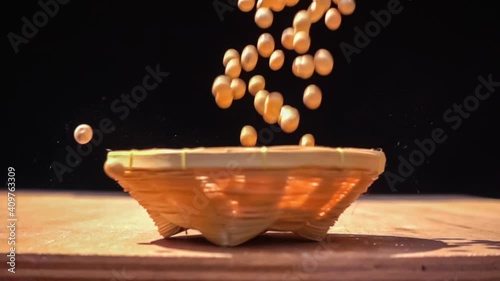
[[292, 54, 315, 79], [293, 10, 311, 34], [279, 106, 300, 133], [240, 125, 258, 147], [257, 33, 275, 58], [325, 8, 342, 30], [338, 0, 356, 15], [255, 7, 273, 29], [308, 0, 330, 23], [256, 0, 270, 9], [308, 2, 324, 23], [231, 78, 246, 100], [293, 31, 311, 54], [74, 124, 93, 145], [270, 0, 285, 11], [225, 58, 242, 78], [238, 0, 255, 12], [263, 92, 284, 124], [299, 134, 315, 146], [285, 0, 299, 7], [223, 49, 240, 67], [315, 0, 331, 10], [254, 89, 269, 115], [269, 49, 285, 70], [248, 75, 266, 95], [314, 48, 334, 76], [215, 86, 233, 109], [212, 75, 231, 96], [303, 84, 322, 110], [241, 45, 259, 72], [281, 27, 295, 50]]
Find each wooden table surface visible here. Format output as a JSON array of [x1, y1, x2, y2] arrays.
[[0, 191, 499, 281]]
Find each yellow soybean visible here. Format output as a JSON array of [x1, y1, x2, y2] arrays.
[[263, 92, 284, 124], [293, 10, 311, 34], [308, 0, 330, 23], [292, 54, 315, 79], [238, 0, 255, 12], [303, 84, 322, 109], [300, 134, 315, 146], [338, 0, 356, 15], [231, 78, 246, 100], [241, 45, 259, 72], [240, 125, 258, 147], [225, 58, 242, 78], [293, 31, 311, 54], [212, 75, 231, 96], [257, 33, 275, 58], [254, 89, 269, 115], [255, 7, 273, 29], [281, 27, 295, 50], [215, 86, 233, 109], [223, 49, 240, 67], [248, 75, 266, 95], [279, 106, 300, 133], [285, 0, 299, 7], [270, 0, 285, 11], [314, 48, 334, 76], [74, 124, 93, 145], [269, 49, 285, 70], [325, 8, 342, 30]]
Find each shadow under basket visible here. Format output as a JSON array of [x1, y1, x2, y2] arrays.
[[104, 146, 386, 246]]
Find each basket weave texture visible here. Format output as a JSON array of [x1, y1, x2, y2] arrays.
[[104, 146, 386, 246]]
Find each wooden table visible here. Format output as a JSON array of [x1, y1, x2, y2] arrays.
[[1, 191, 499, 281]]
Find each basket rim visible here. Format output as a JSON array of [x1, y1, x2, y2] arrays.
[[104, 145, 386, 176]]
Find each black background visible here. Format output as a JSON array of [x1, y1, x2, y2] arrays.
[[4, 0, 499, 197]]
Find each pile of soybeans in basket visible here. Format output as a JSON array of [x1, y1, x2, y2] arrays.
[[211, 0, 356, 147]]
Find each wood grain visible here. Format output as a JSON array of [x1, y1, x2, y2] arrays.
[[0, 191, 499, 281]]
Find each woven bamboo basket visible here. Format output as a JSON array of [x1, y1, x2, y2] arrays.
[[104, 146, 386, 246]]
